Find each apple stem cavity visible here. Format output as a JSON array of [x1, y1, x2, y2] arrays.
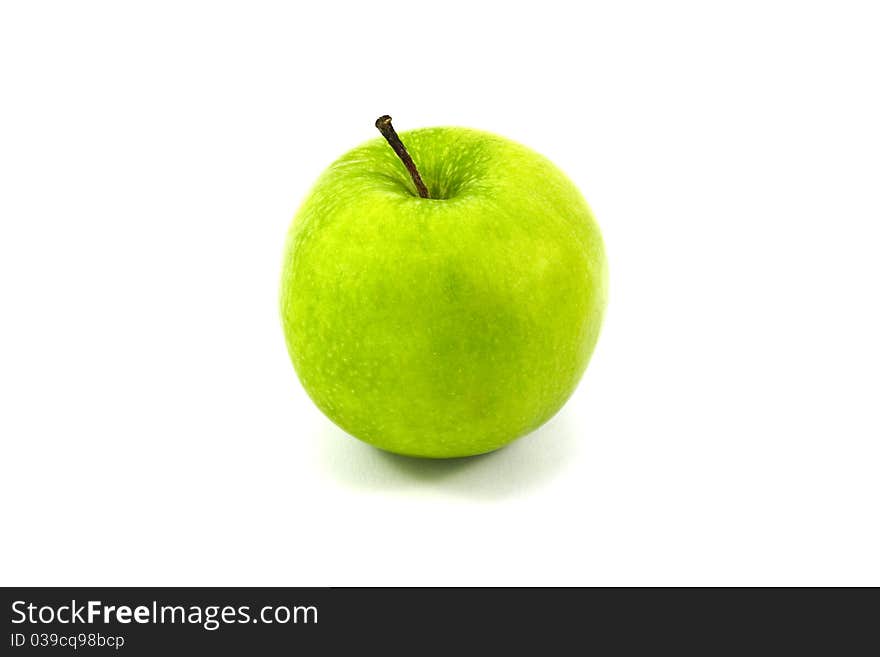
[[375, 115, 430, 199]]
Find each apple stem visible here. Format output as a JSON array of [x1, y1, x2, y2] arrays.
[[375, 115, 430, 199]]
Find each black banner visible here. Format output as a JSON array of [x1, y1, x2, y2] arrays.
[[1, 587, 874, 653]]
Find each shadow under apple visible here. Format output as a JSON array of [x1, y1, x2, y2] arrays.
[[316, 412, 577, 500]]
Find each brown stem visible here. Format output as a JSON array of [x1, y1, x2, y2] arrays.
[[375, 115, 430, 198]]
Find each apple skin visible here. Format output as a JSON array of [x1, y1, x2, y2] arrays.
[[281, 126, 607, 458]]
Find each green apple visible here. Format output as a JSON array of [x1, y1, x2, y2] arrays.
[[280, 117, 607, 458]]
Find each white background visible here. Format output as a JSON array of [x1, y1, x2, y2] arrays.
[[1, 1, 878, 586]]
